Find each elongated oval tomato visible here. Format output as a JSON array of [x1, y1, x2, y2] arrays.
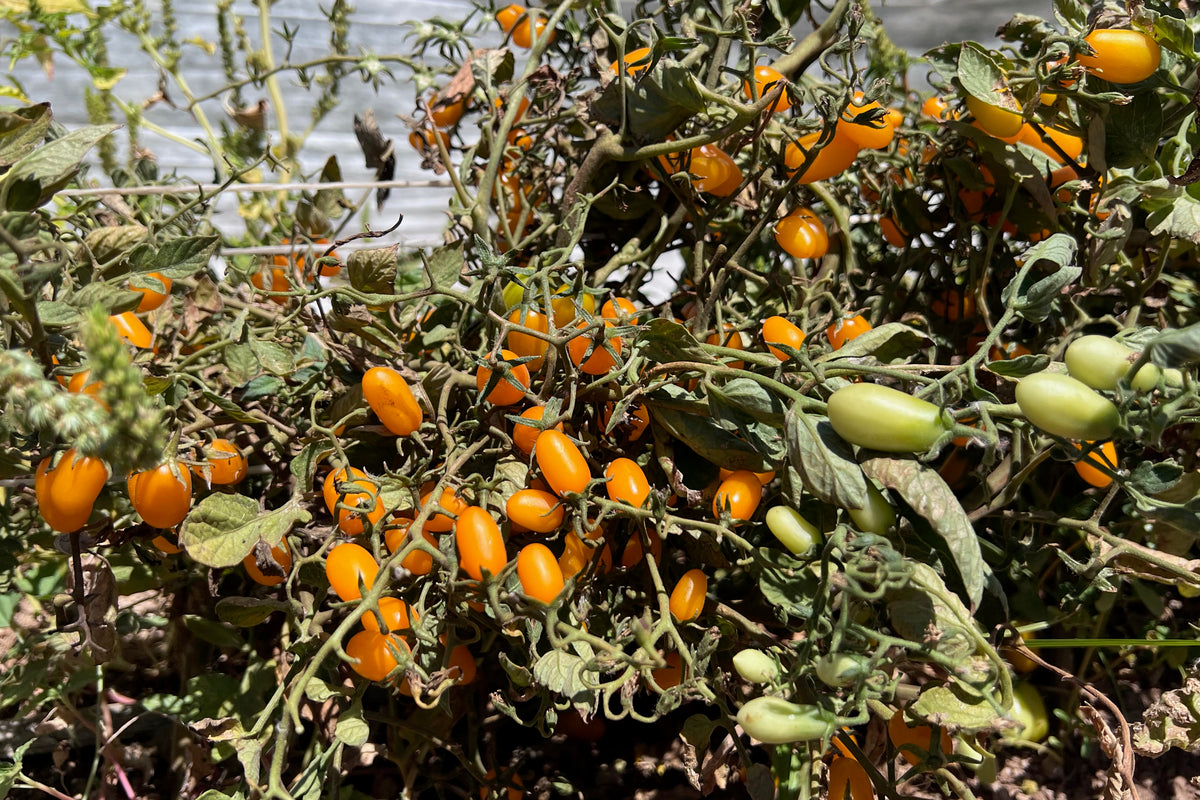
[[1078, 29, 1161, 84], [828, 757, 874, 800], [325, 542, 379, 601], [888, 708, 953, 765], [719, 467, 775, 485], [243, 543, 292, 586], [651, 651, 683, 689], [419, 485, 469, 532], [965, 94, 1023, 139], [567, 320, 622, 375], [743, 64, 791, 112], [827, 384, 952, 453], [517, 543, 565, 603], [131, 271, 172, 312], [736, 697, 837, 744], [610, 46, 653, 78], [109, 311, 153, 349], [783, 128, 860, 183], [476, 349, 530, 406], [1064, 334, 1158, 391], [826, 315, 871, 349], [506, 488, 565, 533], [762, 316, 806, 360], [765, 505, 820, 555], [1072, 440, 1118, 489], [384, 516, 439, 575], [455, 506, 507, 580], [362, 596, 419, 632], [322, 467, 386, 535], [200, 439, 247, 485], [512, 405, 563, 455], [712, 470, 763, 522], [362, 366, 423, 436], [620, 530, 662, 568], [600, 400, 650, 441], [251, 266, 290, 305], [669, 568, 707, 621], [128, 461, 193, 529], [36, 449, 109, 533], [605, 458, 650, 508], [535, 429, 591, 497], [840, 92, 897, 150], [1015, 372, 1120, 440], [732, 649, 779, 684], [345, 630, 408, 682], [847, 480, 896, 534], [506, 308, 550, 372]]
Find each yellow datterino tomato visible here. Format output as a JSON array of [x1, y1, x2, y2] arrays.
[[197, 438, 247, 485], [1072, 440, 1118, 489], [476, 349, 531, 406], [36, 449, 109, 533], [384, 516, 439, 575], [567, 320, 622, 375], [840, 92, 898, 150], [535, 429, 591, 497], [418, 485, 470, 533], [512, 405, 562, 455], [669, 568, 707, 621], [826, 315, 871, 350], [127, 461, 193, 529], [610, 46, 653, 78], [712, 470, 763, 522], [325, 542, 379, 601], [784, 128, 860, 183], [505, 488, 565, 533], [455, 506, 507, 581], [965, 94, 1023, 139], [775, 208, 829, 260], [362, 366, 423, 436], [130, 271, 172, 312], [604, 457, 650, 508], [762, 316, 806, 361], [1077, 28, 1161, 85], [828, 756, 874, 800], [345, 630, 409, 682], [743, 64, 791, 112], [517, 542, 565, 603], [362, 596, 419, 633], [888, 708, 953, 766], [506, 308, 550, 372], [109, 311, 153, 349], [322, 467, 386, 536], [244, 542, 292, 587]]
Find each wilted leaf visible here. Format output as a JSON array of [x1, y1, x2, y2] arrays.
[[180, 494, 310, 568], [215, 596, 288, 627], [634, 318, 716, 365], [784, 404, 868, 509], [910, 683, 1000, 732]]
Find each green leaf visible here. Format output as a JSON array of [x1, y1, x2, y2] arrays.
[[783, 404, 868, 510], [129, 234, 219, 277], [634, 318, 716, 364], [249, 338, 294, 376], [1000, 234, 1080, 323], [649, 392, 769, 472], [985, 353, 1051, 377], [591, 63, 703, 142], [202, 390, 261, 424], [241, 375, 284, 401], [0, 123, 119, 210], [887, 563, 980, 662], [35, 300, 80, 327], [1147, 190, 1200, 247], [862, 457, 986, 609], [424, 241, 464, 290], [817, 322, 930, 365], [1128, 460, 1184, 495], [532, 650, 596, 705], [706, 378, 786, 425], [0, 739, 32, 800], [183, 614, 245, 648], [755, 547, 819, 618], [1104, 93, 1162, 171], [180, 494, 310, 568], [290, 442, 330, 493], [335, 700, 370, 747], [910, 683, 1000, 732], [0, 103, 52, 168], [215, 596, 288, 627], [347, 246, 399, 295], [957, 43, 1018, 111]]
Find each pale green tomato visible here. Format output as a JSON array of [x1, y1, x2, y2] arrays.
[[736, 696, 837, 744], [1008, 681, 1049, 743], [1015, 373, 1120, 440], [765, 506, 820, 555], [814, 653, 870, 687], [732, 649, 779, 684], [827, 383, 952, 453], [1064, 335, 1159, 391], [848, 480, 896, 534]]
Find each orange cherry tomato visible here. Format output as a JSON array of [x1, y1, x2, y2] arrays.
[[384, 516, 439, 575], [322, 467, 386, 535], [651, 651, 684, 689], [199, 439, 247, 485], [620, 530, 663, 568], [513, 405, 563, 455], [345, 630, 408, 682], [669, 568, 707, 621], [109, 311, 153, 349], [506, 308, 550, 372], [476, 348, 531, 406], [130, 271, 172, 313], [127, 461, 192, 529], [419, 485, 469, 533], [495, 3, 523, 33], [600, 296, 639, 323], [828, 756, 874, 800], [840, 92, 897, 150], [251, 266, 291, 305], [718, 467, 775, 485], [880, 215, 908, 247], [1073, 440, 1118, 489], [600, 400, 650, 441], [744, 64, 791, 112], [243, 543, 292, 586], [826, 315, 872, 350], [560, 526, 613, 578], [362, 366, 423, 436], [448, 643, 477, 685], [35, 448, 109, 533], [427, 95, 464, 129], [362, 596, 419, 632], [930, 289, 977, 322], [506, 488, 565, 533], [535, 429, 591, 497], [517, 543, 565, 603], [888, 708, 953, 766], [604, 458, 650, 508], [762, 316, 807, 360], [712, 470, 763, 522], [775, 207, 829, 260], [784, 129, 860, 183], [1077, 28, 1161, 85], [325, 542, 379, 601], [567, 320, 622, 375], [610, 46, 653, 78], [921, 95, 951, 121], [989, 341, 1032, 361], [455, 506, 508, 581]]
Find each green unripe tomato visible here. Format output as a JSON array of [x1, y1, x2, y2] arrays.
[[847, 480, 896, 534], [1008, 681, 1049, 743], [732, 649, 780, 684], [765, 506, 820, 555], [1015, 372, 1120, 440], [1163, 368, 1185, 388], [1064, 335, 1159, 391], [814, 653, 870, 687], [827, 384, 953, 453], [736, 696, 837, 744]]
